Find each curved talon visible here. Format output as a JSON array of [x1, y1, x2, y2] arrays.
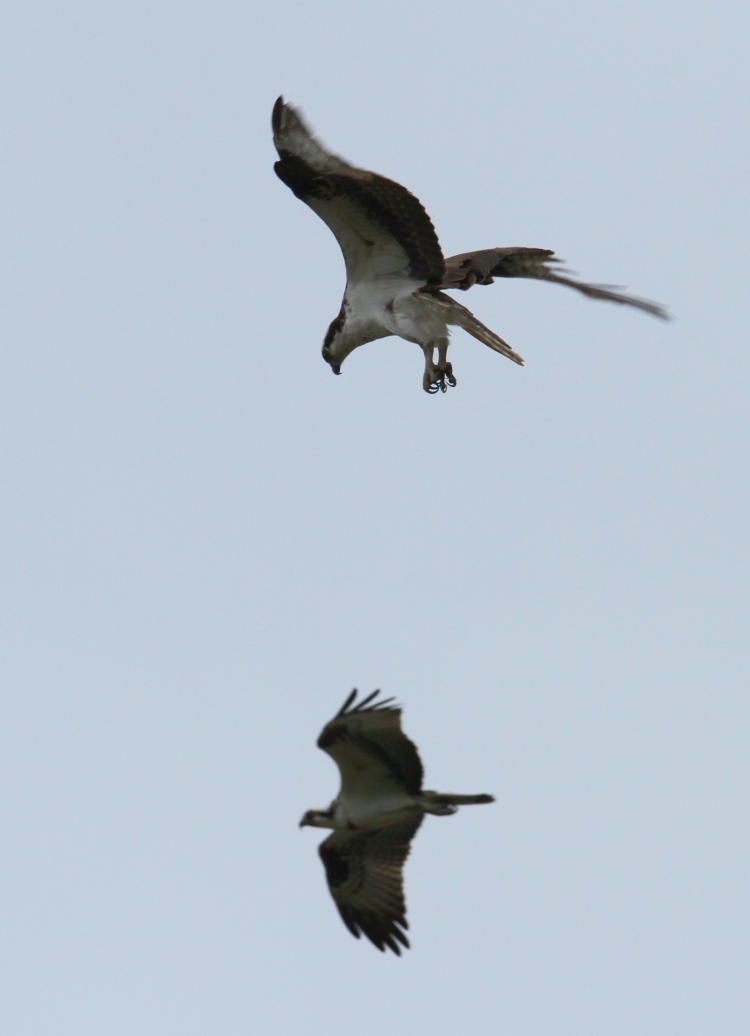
[[436, 364, 457, 393], [424, 369, 457, 394], [423, 357, 457, 394]]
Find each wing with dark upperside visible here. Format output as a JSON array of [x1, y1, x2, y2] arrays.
[[442, 246, 669, 318], [272, 96, 444, 287], [318, 816, 423, 954], [317, 689, 424, 797]]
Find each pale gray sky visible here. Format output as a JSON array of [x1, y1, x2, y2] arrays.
[[3, 1, 748, 1034]]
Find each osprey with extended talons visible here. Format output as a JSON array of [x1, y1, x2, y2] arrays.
[[272, 96, 668, 394], [300, 689, 494, 954]]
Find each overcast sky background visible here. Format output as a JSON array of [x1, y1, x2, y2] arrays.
[[3, 2, 748, 1033]]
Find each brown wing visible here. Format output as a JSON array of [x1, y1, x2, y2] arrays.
[[272, 97, 444, 286], [442, 246, 669, 318], [317, 689, 423, 797], [318, 816, 423, 954]]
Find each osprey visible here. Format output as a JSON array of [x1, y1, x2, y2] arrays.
[[272, 96, 668, 394], [300, 689, 494, 954]]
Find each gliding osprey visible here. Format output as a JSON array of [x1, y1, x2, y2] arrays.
[[272, 96, 668, 393], [300, 689, 494, 954]]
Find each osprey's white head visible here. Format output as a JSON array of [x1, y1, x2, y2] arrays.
[[321, 307, 346, 375], [299, 807, 336, 829], [320, 294, 395, 378]]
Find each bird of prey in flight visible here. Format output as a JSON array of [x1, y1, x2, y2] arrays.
[[272, 96, 668, 393], [300, 689, 494, 954]]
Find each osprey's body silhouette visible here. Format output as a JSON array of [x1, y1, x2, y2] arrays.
[[272, 96, 667, 393], [300, 690, 494, 954]]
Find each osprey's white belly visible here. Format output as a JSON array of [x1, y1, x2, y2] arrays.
[[387, 290, 448, 346], [337, 783, 418, 830], [343, 279, 445, 348]]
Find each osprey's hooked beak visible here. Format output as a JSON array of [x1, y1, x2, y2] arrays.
[[299, 811, 312, 828], [321, 346, 341, 375]]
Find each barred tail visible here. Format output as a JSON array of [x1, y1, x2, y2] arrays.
[[423, 791, 495, 806], [436, 293, 525, 366]]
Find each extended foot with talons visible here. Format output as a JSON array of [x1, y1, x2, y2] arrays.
[[423, 362, 457, 394]]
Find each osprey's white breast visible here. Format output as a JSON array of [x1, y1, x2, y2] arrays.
[[337, 778, 418, 830]]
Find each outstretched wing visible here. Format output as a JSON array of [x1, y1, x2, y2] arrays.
[[317, 689, 423, 797], [318, 816, 423, 954], [272, 96, 444, 287], [442, 246, 669, 318]]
